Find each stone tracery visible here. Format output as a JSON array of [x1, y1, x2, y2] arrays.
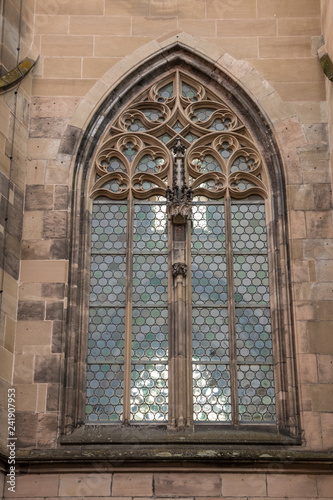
[[91, 70, 268, 202]]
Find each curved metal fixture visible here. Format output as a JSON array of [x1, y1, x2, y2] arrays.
[[0, 57, 37, 94]]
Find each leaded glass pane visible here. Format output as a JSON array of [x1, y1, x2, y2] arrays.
[[86, 201, 127, 422], [157, 133, 172, 144], [184, 132, 198, 143], [141, 108, 163, 121], [90, 255, 126, 305], [128, 119, 146, 132], [88, 308, 125, 363], [131, 200, 168, 422], [193, 364, 231, 422], [158, 82, 173, 100], [192, 204, 226, 250], [182, 82, 198, 101], [100, 179, 127, 193], [231, 200, 275, 422], [231, 203, 267, 252], [232, 179, 257, 191], [209, 118, 231, 131], [102, 157, 127, 173], [234, 255, 270, 305], [135, 154, 165, 174], [172, 120, 183, 132], [192, 308, 229, 362], [132, 308, 168, 361], [235, 308, 272, 364], [238, 364, 275, 422], [133, 257, 168, 305], [191, 107, 215, 122], [130, 364, 168, 421], [192, 202, 230, 422], [91, 203, 127, 252], [191, 255, 227, 304], [133, 204, 167, 251], [86, 364, 124, 422], [218, 142, 232, 160], [193, 155, 222, 173], [123, 142, 137, 161], [230, 155, 255, 173]]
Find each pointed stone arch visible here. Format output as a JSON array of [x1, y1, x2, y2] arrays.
[[61, 36, 300, 442]]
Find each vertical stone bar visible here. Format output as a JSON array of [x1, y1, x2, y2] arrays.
[[167, 140, 193, 429], [225, 195, 239, 425], [123, 195, 134, 423], [172, 262, 188, 429]]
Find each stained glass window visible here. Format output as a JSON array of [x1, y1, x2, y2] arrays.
[[86, 70, 276, 427]]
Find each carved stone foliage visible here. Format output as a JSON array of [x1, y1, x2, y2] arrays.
[[172, 262, 188, 277], [90, 71, 268, 201]]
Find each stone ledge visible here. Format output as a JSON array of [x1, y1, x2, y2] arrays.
[[0, 448, 332, 475]]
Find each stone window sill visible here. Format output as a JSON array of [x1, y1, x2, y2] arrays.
[[60, 424, 300, 446]]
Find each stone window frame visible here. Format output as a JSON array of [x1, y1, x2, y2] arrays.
[[61, 48, 300, 450]]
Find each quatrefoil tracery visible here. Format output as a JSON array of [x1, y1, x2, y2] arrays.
[[91, 71, 268, 202]]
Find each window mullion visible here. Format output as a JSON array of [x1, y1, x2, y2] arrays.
[[123, 194, 134, 423], [225, 195, 239, 425]]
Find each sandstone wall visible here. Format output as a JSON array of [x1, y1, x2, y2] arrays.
[[0, 0, 36, 452], [0, 0, 332, 499], [2, 471, 333, 499]]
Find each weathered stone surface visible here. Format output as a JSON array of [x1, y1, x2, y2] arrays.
[[311, 385, 333, 411], [317, 474, 333, 498], [0, 196, 23, 239], [22, 211, 44, 240], [41, 283, 65, 299], [43, 211, 68, 239], [15, 412, 38, 449], [16, 320, 52, 354], [50, 238, 68, 259], [0, 170, 10, 197], [15, 384, 38, 412], [25, 185, 54, 210], [37, 413, 58, 448], [45, 164, 70, 184], [267, 474, 317, 498], [315, 301, 333, 321], [52, 320, 63, 353], [47, 383, 60, 411], [5, 471, 58, 497], [154, 473, 220, 497], [30, 97, 81, 118], [18, 300, 45, 320], [13, 354, 34, 384], [222, 473, 266, 497], [302, 411, 323, 450], [29, 117, 69, 139], [20, 260, 68, 283], [308, 321, 333, 354], [305, 211, 333, 239], [21, 239, 52, 260], [46, 300, 64, 321], [54, 185, 69, 210], [113, 473, 153, 497], [2, 246, 20, 280], [321, 412, 333, 450], [304, 239, 333, 259], [318, 355, 333, 383], [34, 355, 61, 383], [59, 473, 111, 497], [58, 125, 82, 155], [313, 183, 332, 210]]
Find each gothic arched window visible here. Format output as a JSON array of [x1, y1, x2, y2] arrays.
[[85, 71, 276, 429]]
